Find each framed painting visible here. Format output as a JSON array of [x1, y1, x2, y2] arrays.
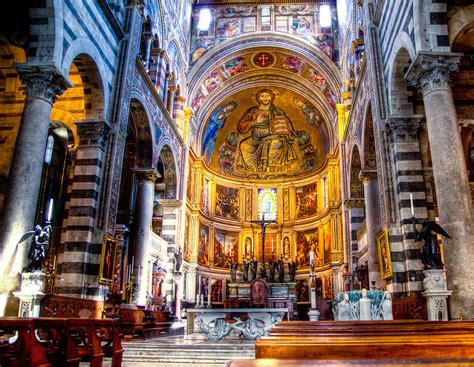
[[99, 235, 116, 283], [377, 229, 393, 279]]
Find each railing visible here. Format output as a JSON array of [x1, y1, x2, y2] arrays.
[[150, 231, 168, 256], [0, 317, 123, 367]]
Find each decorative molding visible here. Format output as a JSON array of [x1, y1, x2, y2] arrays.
[[344, 198, 365, 209], [14, 63, 72, 105], [158, 199, 183, 208], [405, 52, 462, 96]]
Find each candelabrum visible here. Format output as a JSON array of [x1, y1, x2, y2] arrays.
[[124, 275, 136, 304]]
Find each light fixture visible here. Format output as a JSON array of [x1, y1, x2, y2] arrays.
[[320, 5, 332, 28], [197, 8, 212, 31]]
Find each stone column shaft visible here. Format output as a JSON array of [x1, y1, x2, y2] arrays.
[[131, 168, 158, 306], [359, 170, 383, 288], [407, 53, 474, 319], [0, 64, 71, 276]]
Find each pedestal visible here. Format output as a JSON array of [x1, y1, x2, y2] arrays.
[[13, 272, 46, 317], [308, 309, 320, 321], [421, 269, 452, 321]]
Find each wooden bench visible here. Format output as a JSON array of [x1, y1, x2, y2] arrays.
[[230, 358, 474, 366], [255, 320, 474, 362], [0, 317, 122, 367]]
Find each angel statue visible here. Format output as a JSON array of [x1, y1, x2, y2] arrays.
[[412, 217, 450, 269], [21, 224, 52, 272]]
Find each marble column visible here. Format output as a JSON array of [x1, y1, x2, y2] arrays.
[[166, 86, 176, 115], [115, 224, 130, 291], [0, 64, 71, 276], [131, 168, 158, 306], [359, 170, 383, 289], [173, 273, 182, 319], [143, 33, 153, 72], [407, 52, 474, 319]]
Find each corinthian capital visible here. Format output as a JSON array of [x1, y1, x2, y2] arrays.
[[133, 168, 160, 182], [386, 116, 423, 144], [15, 63, 72, 104], [405, 52, 461, 96]]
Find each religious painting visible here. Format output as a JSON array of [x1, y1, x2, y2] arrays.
[[307, 68, 326, 89], [377, 229, 393, 279], [322, 222, 332, 264], [213, 229, 238, 268], [186, 163, 193, 201], [99, 235, 116, 283], [216, 18, 241, 38], [280, 55, 304, 74], [324, 275, 333, 300], [296, 183, 317, 218], [190, 38, 215, 65], [202, 101, 238, 163], [296, 280, 309, 302], [224, 56, 249, 77], [211, 279, 223, 303], [212, 88, 323, 179], [258, 188, 277, 221], [203, 71, 224, 94], [198, 223, 209, 266], [191, 93, 204, 112], [183, 214, 190, 262], [215, 184, 239, 219], [201, 178, 210, 214], [221, 6, 257, 17], [282, 236, 291, 259], [296, 228, 319, 267]]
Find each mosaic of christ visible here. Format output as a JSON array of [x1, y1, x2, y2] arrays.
[[202, 87, 328, 179]]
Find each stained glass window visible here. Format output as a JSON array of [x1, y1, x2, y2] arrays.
[[258, 188, 277, 220]]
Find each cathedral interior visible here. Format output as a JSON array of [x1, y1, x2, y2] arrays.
[[0, 0, 474, 365]]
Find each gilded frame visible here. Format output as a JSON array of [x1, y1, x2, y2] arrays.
[[377, 229, 393, 279], [99, 235, 116, 283]]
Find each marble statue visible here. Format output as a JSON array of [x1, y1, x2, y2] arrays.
[[174, 247, 183, 273], [381, 292, 393, 320], [337, 292, 350, 321], [359, 288, 371, 320]]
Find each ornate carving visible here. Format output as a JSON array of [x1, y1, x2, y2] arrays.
[[76, 120, 112, 149], [358, 169, 378, 182], [158, 199, 183, 208], [406, 53, 461, 96], [422, 269, 448, 292], [15, 64, 72, 104], [386, 117, 422, 144], [133, 168, 159, 182]]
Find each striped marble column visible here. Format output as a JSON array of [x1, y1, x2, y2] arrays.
[[386, 116, 426, 297], [344, 199, 365, 288], [158, 199, 182, 312], [359, 170, 383, 288], [149, 49, 164, 87], [57, 120, 111, 298]]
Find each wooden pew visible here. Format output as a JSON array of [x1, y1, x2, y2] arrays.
[[255, 320, 474, 362], [0, 318, 121, 367], [230, 358, 474, 366]]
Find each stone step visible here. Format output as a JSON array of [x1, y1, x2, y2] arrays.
[[122, 336, 255, 367]]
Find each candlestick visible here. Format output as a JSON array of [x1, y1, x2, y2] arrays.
[[310, 250, 315, 264], [410, 193, 414, 216], [46, 198, 54, 222], [53, 255, 56, 269], [131, 256, 134, 271]]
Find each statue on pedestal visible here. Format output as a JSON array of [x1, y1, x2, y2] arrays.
[[277, 257, 285, 283], [288, 262, 297, 282], [241, 260, 250, 283], [359, 288, 371, 320], [229, 261, 238, 282], [412, 217, 450, 269], [174, 247, 183, 273], [21, 224, 52, 273], [269, 259, 277, 283]]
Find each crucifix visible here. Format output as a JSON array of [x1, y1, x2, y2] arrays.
[[249, 214, 277, 266]]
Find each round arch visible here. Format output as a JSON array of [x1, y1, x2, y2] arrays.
[[388, 43, 415, 116]]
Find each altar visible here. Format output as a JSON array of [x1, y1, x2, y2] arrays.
[[187, 308, 288, 340]]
